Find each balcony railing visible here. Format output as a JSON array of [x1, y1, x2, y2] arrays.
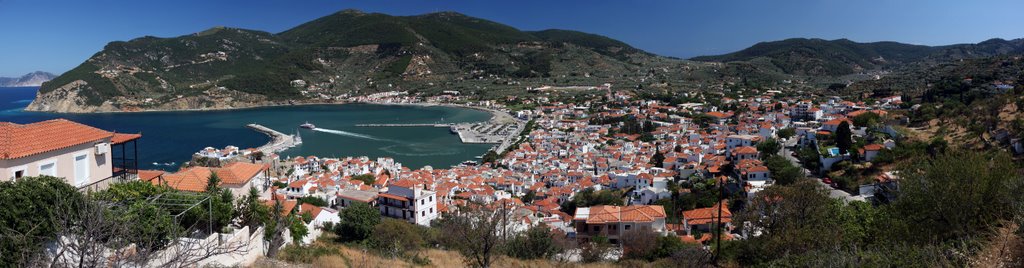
[[78, 173, 138, 193]]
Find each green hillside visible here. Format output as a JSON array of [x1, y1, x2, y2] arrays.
[[34, 10, 681, 112], [692, 38, 1024, 76]]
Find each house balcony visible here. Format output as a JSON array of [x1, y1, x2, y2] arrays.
[[78, 173, 138, 193]]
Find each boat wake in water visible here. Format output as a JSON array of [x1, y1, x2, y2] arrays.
[[312, 128, 386, 141]]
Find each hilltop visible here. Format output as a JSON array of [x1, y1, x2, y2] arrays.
[[28, 10, 683, 113]]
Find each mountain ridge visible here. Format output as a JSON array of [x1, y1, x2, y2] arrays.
[[30, 10, 676, 113], [691, 37, 1024, 76]]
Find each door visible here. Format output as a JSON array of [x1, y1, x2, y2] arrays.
[[74, 154, 89, 186]]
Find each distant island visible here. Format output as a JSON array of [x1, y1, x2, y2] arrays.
[[0, 71, 55, 87]]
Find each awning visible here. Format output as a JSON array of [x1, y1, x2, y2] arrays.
[[111, 133, 142, 144]]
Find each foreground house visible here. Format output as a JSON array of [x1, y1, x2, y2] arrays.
[[0, 119, 141, 190], [572, 205, 667, 244]]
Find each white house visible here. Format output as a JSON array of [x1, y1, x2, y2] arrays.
[[377, 180, 438, 226]]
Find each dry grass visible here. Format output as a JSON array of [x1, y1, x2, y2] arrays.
[[256, 232, 624, 268], [307, 248, 620, 268], [257, 241, 622, 268]]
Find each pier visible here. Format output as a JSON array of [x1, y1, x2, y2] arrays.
[[354, 123, 452, 127], [247, 124, 300, 153]]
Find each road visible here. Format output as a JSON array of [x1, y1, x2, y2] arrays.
[[779, 138, 858, 203]]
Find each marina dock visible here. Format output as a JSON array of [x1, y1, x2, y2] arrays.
[[354, 123, 452, 127], [247, 124, 300, 153], [353, 105, 526, 156]]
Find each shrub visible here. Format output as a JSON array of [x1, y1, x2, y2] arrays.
[[367, 219, 424, 258], [334, 202, 380, 242], [505, 225, 561, 259]]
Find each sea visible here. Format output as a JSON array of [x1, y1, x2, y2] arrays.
[[0, 87, 494, 171]]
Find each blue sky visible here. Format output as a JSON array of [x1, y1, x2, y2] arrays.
[[1, 0, 1022, 77]]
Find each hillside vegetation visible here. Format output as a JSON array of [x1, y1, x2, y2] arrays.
[[692, 38, 1024, 76], [30, 10, 687, 112]]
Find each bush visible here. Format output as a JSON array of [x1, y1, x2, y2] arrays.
[[756, 138, 782, 157], [505, 225, 561, 259], [777, 128, 796, 140], [350, 174, 376, 185], [621, 229, 688, 261], [334, 202, 380, 242], [298, 196, 328, 207], [579, 236, 612, 263], [0, 176, 84, 266], [367, 219, 424, 258]]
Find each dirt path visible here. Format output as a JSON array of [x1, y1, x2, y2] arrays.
[[972, 223, 1024, 267]]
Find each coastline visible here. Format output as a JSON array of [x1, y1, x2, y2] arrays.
[[360, 102, 519, 124], [20, 100, 355, 115], [21, 100, 517, 124]]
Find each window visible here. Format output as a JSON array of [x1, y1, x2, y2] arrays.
[[430, 196, 433, 202], [624, 224, 631, 230], [39, 162, 56, 176], [430, 208, 434, 213], [421, 211, 425, 217], [592, 226, 600, 232], [74, 154, 89, 186], [13, 170, 25, 180]]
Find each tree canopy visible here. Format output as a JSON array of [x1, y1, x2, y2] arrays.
[[335, 202, 381, 242]]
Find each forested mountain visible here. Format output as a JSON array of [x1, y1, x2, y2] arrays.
[[692, 38, 1024, 76], [29, 10, 673, 112]]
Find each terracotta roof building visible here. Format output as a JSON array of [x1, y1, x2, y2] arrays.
[[161, 162, 268, 197], [682, 200, 732, 234], [1, 119, 141, 190], [572, 205, 668, 244]]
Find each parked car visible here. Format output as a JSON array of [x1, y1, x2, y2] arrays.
[[822, 177, 833, 185]]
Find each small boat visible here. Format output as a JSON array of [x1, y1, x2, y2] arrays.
[[300, 122, 315, 129]]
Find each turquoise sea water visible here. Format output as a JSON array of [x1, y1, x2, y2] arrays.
[[0, 87, 493, 170]]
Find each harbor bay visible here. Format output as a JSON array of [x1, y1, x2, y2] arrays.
[[0, 87, 494, 170]]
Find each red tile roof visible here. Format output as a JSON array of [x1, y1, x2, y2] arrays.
[[575, 205, 666, 224], [733, 146, 758, 155], [137, 170, 165, 182], [162, 167, 214, 192], [215, 162, 267, 185], [390, 179, 418, 189], [378, 193, 409, 202], [683, 201, 732, 225], [863, 144, 884, 151], [0, 119, 114, 159], [111, 133, 142, 145]]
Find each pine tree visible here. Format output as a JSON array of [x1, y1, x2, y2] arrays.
[[835, 121, 853, 155]]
